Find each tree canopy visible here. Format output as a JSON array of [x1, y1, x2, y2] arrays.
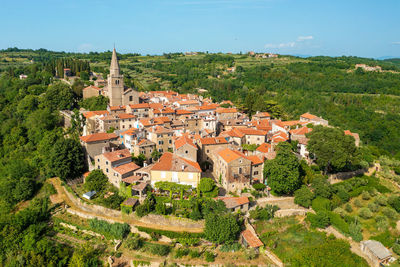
[[306, 126, 359, 173], [264, 142, 302, 195]]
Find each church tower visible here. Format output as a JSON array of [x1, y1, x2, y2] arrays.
[[107, 48, 124, 106]]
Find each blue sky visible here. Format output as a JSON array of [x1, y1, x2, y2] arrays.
[[1, 0, 399, 58]]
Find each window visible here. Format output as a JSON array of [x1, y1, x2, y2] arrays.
[[206, 123, 209, 126], [97, 166, 100, 169], [106, 161, 109, 165], [106, 168, 109, 173], [129, 96, 133, 101], [97, 159, 100, 162], [159, 141, 162, 145], [115, 80, 119, 85], [185, 150, 188, 154], [169, 140, 172, 144], [254, 171, 259, 175], [161, 172, 166, 178], [239, 168, 242, 174], [207, 150, 209, 153]]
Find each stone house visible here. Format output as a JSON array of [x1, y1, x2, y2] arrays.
[[94, 149, 140, 188], [214, 148, 252, 192], [198, 137, 229, 170], [360, 240, 392, 267], [126, 103, 150, 119], [82, 85, 102, 99], [247, 155, 264, 183], [132, 139, 156, 160], [252, 111, 271, 121], [80, 132, 119, 160], [147, 126, 174, 153], [216, 108, 239, 120], [173, 135, 198, 162], [300, 112, 328, 126], [289, 126, 313, 141], [149, 152, 202, 187], [82, 110, 109, 134], [240, 229, 263, 252], [215, 196, 250, 212]]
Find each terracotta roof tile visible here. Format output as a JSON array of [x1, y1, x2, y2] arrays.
[[256, 143, 272, 153], [83, 85, 101, 91], [241, 229, 263, 248], [80, 133, 118, 143], [113, 162, 140, 175], [103, 149, 131, 162], [199, 137, 228, 145], [82, 110, 109, 118], [151, 152, 201, 172], [175, 135, 197, 150], [218, 148, 247, 163], [215, 196, 249, 208], [216, 107, 237, 113], [290, 126, 313, 136], [301, 113, 317, 120]]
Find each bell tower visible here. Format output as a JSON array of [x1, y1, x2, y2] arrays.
[[107, 47, 124, 106]]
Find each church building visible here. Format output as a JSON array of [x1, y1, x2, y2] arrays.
[[83, 48, 139, 106]]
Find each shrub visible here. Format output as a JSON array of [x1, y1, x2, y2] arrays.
[[331, 194, 342, 209], [189, 249, 201, 258], [177, 237, 200, 247], [88, 218, 130, 239], [358, 208, 373, 219], [249, 205, 279, 221], [369, 188, 378, 197], [333, 207, 346, 218], [84, 170, 108, 193], [174, 248, 190, 258], [252, 183, 266, 191], [361, 191, 371, 200], [375, 195, 388, 206], [204, 251, 215, 262], [219, 242, 242, 252], [345, 203, 353, 213], [336, 186, 350, 203], [382, 207, 398, 220], [393, 243, 400, 255], [125, 233, 144, 250], [353, 199, 363, 208], [244, 249, 257, 260], [307, 211, 330, 228], [311, 197, 331, 212], [145, 243, 171, 256], [389, 196, 400, 212], [349, 222, 363, 242], [312, 175, 332, 198], [294, 186, 314, 208], [150, 232, 161, 241], [136, 204, 150, 217], [368, 202, 380, 212], [376, 218, 389, 231], [136, 226, 204, 239]]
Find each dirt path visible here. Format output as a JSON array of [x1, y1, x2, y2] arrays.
[[48, 178, 204, 233], [319, 226, 374, 267]]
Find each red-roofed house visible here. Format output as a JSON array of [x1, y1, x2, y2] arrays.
[[216, 108, 239, 120], [215, 196, 250, 212], [252, 111, 271, 120], [300, 112, 328, 126], [80, 133, 119, 160], [83, 85, 102, 99], [94, 149, 140, 187], [289, 126, 313, 141], [150, 152, 201, 187], [173, 135, 198, 162], [147, 126, 174, 153], [214, 148, 252, 191]]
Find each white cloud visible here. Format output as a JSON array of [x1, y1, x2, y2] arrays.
[[265, 42, 296, 49], [297, 35, 314, 41], [393, 42, 400, 45]]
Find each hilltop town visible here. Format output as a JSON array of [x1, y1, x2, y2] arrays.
[[2, 47, 400, 267]]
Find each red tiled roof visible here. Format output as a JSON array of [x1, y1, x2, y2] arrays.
[[218, 148, 247, 163], [238, 128, 268, 136], [301, 113, 317, 120], [80, 133, 118, 143], [176, 109, 194, 115], [82, 110, 109, 118], [118, 113, 136, 119], [247, 155, 264, 165], [151, 152, 201, 172], [109, 105, 126, 111], [139, 119, 152, 127], [176, 100, 199, 105], [199, 137, 228, 145], [121, 128, 138, 136], [256, 143, 272, 153], [137, 139, 155, 146], [253, 112, 270, 118], [122, 175, 143, 184], [103, 149, 131, 162], [175, 135, 197, 150], [215, 196, 249, 208], [129, 103, 150, 109], [148, 126, 173, 134], [113, 162, 140, 175], [216, 107, 237, 113], [241, 229, 263, 248], [290, 126, 313, 136]]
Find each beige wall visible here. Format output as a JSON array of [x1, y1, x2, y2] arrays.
[[245, 135, 266, 145], [81, 139, 118, 160], [148, 132, 173, 153], [174, 144, 197, 162], [214, 157, 252, 192], [150, 170, 201, 187], [133, 143, 155, 159], [94, 154, 133, 188], [83, 88, 101, 99]]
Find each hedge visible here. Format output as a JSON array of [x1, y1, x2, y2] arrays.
[[136, 226, 204, 239], [328, 211, 349, 235], [89, 218, 130, 239], [312, 197, 332, 212]]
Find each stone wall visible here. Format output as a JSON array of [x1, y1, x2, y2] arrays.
[[328, 168, 367, 183]]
